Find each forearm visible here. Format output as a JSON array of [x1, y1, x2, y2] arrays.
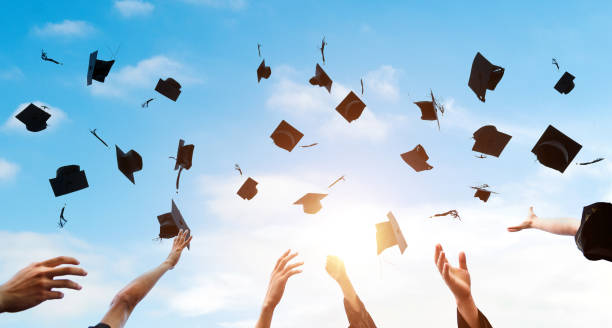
[[255, 304, 275, 328], [533, 217, 579, 236], [118, 261, 172, 305], [337, 276, 359, 313], [456, 295, 479, 328]]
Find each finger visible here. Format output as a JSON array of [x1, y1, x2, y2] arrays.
[[47, 266, 88, 278], [434, 244, 442, 264], [283, 261, 304, 274], [436, 251, 446, 274], [274, 249, 291, 270], [43, 291, 64, 300], [285, 270, 303, 279], [39, 256, 79, 268], [49, 279, 82, 290], [507, 226, 523, 232], [182, 235, 193, 248], [278, 252, 298, 271], [529, 206, 534, 216], [442, 263, 452, 283], [458, 252, 468, 270]]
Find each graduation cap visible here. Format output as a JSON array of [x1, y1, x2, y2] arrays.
[[531, 125, 582, 173], [472, 125, 512, 157], [174, 139, 194, 170], [294, 193, 327, 214], [115, 145, 143, 184], [336, 91, 366, 123], [401, 144, 433, 172], [157, 199, 190, 249], [309, 63, 332, 93], [15, 103, 51, 132], [471, 185, 496, 202], [257, 59, 271, 82], [468, 52, 504, 102], [376, 212, 407, 255], [554, 72, 575, 94], [49, 165, 89, 197], [270, 120, 304, 152], [155, 77, 182, 101], [87, 50, 114, 85], [414, 90, 445, 129], [576, 202, 612, 262], [237, 177, 258, 200]]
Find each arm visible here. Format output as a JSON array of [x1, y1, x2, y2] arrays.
[[99, 230, 191, 328], [255, 250, 303, 328], [0, 256, 86, 313], [507, 206, 579, 236]]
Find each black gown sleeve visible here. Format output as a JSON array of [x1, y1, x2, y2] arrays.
[[457, 308, 493, 328], [343, 297, 377, 328]]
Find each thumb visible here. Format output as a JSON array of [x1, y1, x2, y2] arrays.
[[529, 206, 535, 217]]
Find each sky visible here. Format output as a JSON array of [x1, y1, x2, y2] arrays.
[[1, 0, 612, 327]]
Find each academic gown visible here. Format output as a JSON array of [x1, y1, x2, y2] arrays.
[[457, 308, 493, 328], [343, 297, 377, 328]]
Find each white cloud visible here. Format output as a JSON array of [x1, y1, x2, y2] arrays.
[[0, 67, 24, 80], [89, 55, 202, 99], [319, 110, 391, 142], [0, 158, 19, 181], [363, 65, 400, 101], [31, 20, 95, 38], [114, 0, 155, 17], [182, 0, 247, 10], [3, 101, 68, 133]]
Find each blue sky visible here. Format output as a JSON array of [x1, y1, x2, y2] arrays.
[[2, 1, 612, 327]]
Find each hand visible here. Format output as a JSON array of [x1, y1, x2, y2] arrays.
[[325, 255, 348, 284], [262, 250, 303, 310], [507, 206, 538, 232], [165, 229, 192, 269], [434, 244, 471, 303], [0, 256, 87, 313]]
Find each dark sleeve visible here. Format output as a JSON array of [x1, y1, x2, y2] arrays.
[[457, 308, 493, 328], [343, 297, 377, 328]]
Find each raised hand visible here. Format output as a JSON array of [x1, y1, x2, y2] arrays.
[[434, 244, 471, 302], [0, 256, 87, 313], [165, 229, 192, 269], [262, 250, 303, 310], [325, 255, 348, 283], [507, 206, 538, 232]]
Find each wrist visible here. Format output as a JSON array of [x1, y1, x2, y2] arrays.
[[262, 301, 276, 313], [455, 293, 476, 309]]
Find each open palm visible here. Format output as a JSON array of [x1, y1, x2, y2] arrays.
[[507, 206, 537, 232], [434, 244, 471, 301]]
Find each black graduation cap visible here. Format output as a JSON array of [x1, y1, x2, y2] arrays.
[[237, 177, 258, 200], [401, 144, 433, 172], [294, 193, 327, 214], [309, 63, 332, 93], [49, 165, 89, 197], [115, 145, 143, 184], [257, 59, 271, 82], [336, 91, 366, 123], [270, 120, 304, 152], [157, 199, 190, 249], [174, 139, 194, 171], [576, 202, 612, 262], [376, 212, 407, 255], [471, 185, 496, 203], [554, 72, 575, 94], [15, 103, 51, 132], [87, 50, 115, 85], [472, 125, 512, 157], [155, 77, 182, 101], [531, 125, 582, 173], [468, 52, 504, 102], [414, 91, 444, 129]]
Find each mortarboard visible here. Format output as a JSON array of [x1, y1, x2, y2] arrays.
[[468, 52, 504, 102], [336, 91, 366, 123], [554, 72, 575, 94], [293, 193, 327, 214], [115, 145, 143, 184], [174, 139, 194, 171], [87, 50, 114, 85], [401, 144, 433, 172], [309, 63, 332, 93], [237, 177, 258, 200], [376, 212, 407, 255], [257, 59, 271, 82], [270, 120, 304, 152], [157, 199, 190, 249], [531, 125, 581, 173], [471, 185, 496, 202], [472, 125, 512, 157], [15, 103, 51, 132], [49, 165, 89, 197], [155, 77, 182, 101], [575, 202, 612, 262], [414, 90, 445, 129]]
